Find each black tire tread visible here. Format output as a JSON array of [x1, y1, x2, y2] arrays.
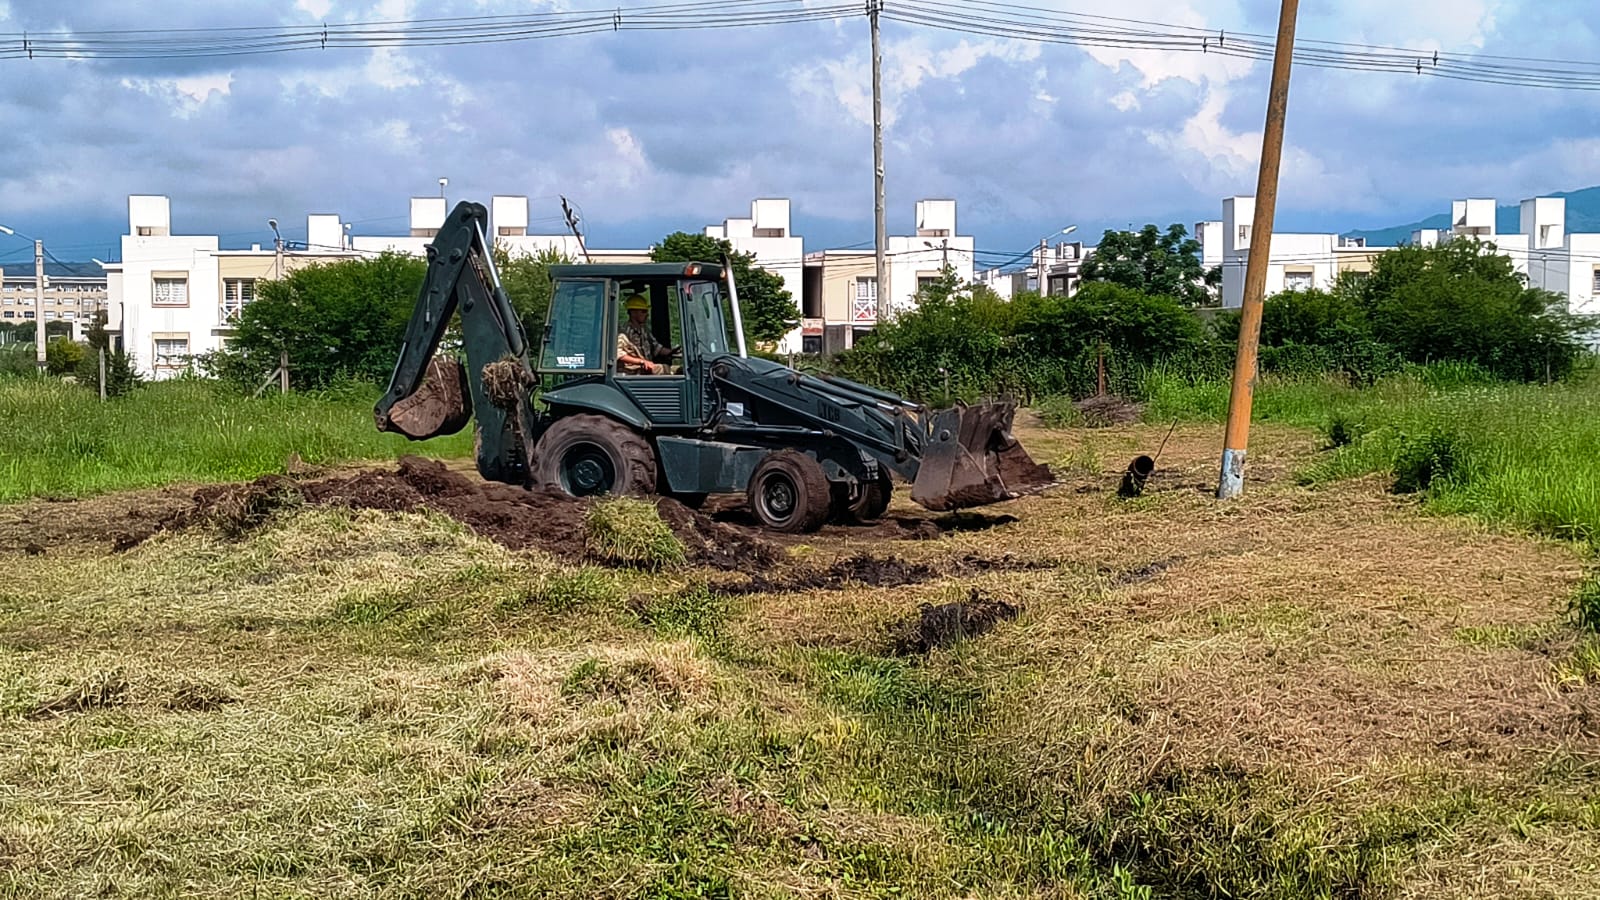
[[531, 413, 657, 497], [748, 450, 831, 533]]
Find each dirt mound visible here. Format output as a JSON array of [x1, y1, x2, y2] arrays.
[[887, 589, 1021, 655], [179, 457, 780, 571], [1073, 393, 1145, 427], [653, 498, 785, 570]]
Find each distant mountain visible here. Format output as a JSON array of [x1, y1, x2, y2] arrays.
[[1344, 185, 1600, 247]]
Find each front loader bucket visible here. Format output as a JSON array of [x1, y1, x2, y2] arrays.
[[375, 357, 472, 440], [910, 401, 1055, 511]]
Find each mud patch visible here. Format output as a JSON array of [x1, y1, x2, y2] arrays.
[[164, 680, 240, 712], [29, 669, 130, 719], [720, 552, 1052, 596], [1106, 557, 1183, 586], [887, 589, 1021, 655], [177, 457, 778, 571]]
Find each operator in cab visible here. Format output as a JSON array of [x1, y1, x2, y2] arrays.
[[617, 292, 675, 375]]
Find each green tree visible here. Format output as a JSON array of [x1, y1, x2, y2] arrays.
[[1080, 223, 1219, 307], [1356, 238, 1595, 381], [493, 243, 572, 338], [650, 231, 798, 346], [206, 252, 427, 390], [45, 337, 85, 376], [74, 311, 143, 396]]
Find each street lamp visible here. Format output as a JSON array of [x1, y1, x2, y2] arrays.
[[268, 218, 283, 278], [0, 222, 46, 372], [439, 177, 448, 201], [1035, 225, 1078, 296]]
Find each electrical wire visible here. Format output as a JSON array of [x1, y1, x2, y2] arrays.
[[3, 0, 1599, 90]]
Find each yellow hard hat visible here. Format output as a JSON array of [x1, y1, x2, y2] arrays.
[[624, 294, 649, 311]]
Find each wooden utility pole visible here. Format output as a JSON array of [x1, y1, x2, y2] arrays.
[[1217, 0, 1299, 500], [870, 0, 889, 322]]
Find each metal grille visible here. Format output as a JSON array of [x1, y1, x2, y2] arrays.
[[624, 380, 684, 420]]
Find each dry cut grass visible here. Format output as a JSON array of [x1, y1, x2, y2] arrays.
[[0, 419, 1597, 898]]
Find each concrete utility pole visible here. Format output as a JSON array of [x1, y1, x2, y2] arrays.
[[869, 0, 889, 322], [34, 239, 45, 372], [1217, 0, 1299, 501]]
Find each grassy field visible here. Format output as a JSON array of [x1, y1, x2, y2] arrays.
[[1, 421, 1597, 898], [1105, 365, 1600, 547], [0, 378, 472, 502]]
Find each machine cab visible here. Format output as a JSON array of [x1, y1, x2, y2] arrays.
[[535, 262, 734, 427]]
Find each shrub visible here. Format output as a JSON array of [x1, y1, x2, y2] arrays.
[[1570, 572, 1600, 633]]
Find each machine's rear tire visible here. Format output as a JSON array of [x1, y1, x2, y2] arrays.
[[747, 451, 831, 533], [531, 414, 657, 498], [856, 472, 892, 521]]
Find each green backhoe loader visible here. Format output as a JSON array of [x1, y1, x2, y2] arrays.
[[375, 200, 1054, 533]]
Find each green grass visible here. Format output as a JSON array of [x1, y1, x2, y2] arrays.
[[1115, 364, 1600, 547], [0, 377, 472, 501]]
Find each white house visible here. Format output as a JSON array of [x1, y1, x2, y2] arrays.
[[885, 199, 975, 311], [705, 198, 805, 353], [115, 195, 363, 378], [1216, 193, 1598, 316]]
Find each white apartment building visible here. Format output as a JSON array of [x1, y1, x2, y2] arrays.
[[1212, 194, 1599, 317], [704, 199, 805, 353], [111, 195, 365, 379], [799, 199, 975, 353]]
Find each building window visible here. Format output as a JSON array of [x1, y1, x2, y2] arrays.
[[852, 277, 877, 322], [1283, 270, 1314, 292], [2, 297, 11, 305], [1238, 225, 1251, 244], [221, 278, 255, 322], [1593, 268, 1600, 294], [2, 311, 11, 319], [752, 227, 786, 238], [137, 226, 155, 236], [22, 311, 34, 319], [154, 336, 190, 368], [43, 312, 55, 320], [62, 312, 75, 321], [153, 276, 189, 306]]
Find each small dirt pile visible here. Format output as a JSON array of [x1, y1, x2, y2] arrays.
[[887, 589, 1021, 655], [180, 457, 779, 571], [1072, 393, 1145, 427]]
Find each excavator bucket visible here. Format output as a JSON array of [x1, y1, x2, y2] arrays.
[[910, 401, 1056, 511], [376, 357, 472, 440]]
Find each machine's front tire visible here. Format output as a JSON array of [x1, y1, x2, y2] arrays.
[[531, 414, 657, 498], [747, 451, 831, 533]]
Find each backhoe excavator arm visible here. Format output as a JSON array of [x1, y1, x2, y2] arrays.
[[375, 200, 540, 485]]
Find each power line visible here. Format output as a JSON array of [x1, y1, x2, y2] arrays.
[[3, 0, 1599, 90]]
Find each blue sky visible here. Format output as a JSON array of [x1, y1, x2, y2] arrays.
[[0, 0, 1597, 270]]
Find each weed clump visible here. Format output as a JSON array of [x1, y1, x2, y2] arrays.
[[1569, 570, 1600, 632], [1323, 410, 1369, 449], [584, 497, 687, 570], [504, 567, 623, 614], [1392, 427, 1468, 494], [630, 585, 729, 641]]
